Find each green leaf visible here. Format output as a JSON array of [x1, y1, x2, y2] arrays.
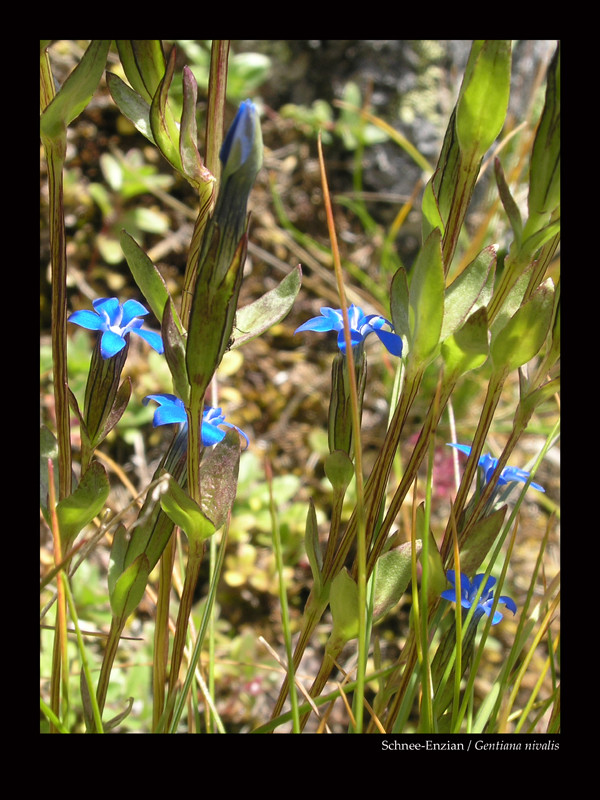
[[304, 500, 322, 595], [106, 72, 155, 143], [161, 299, 189, 404], [109, 553, 150, 620], [324, 449, 355, 493], [329, 568, 360, 643], [180, 66, 215, 191], [408, 228, 445, 367], [373, 541, 421, 621], [441, 307, 490, 379], [198, 429, 242, 530], [494, 158, 523, 247], [40, 40, 111, 142], [149, 47, 183, 173], [441, 246, 496, 341], [56, 461, 110, 551], [108, 524, 129, 599], [458, 505, 507, 576], [491, 279, 555, 373], [116, 40, 166, 104], [120, 230, 173, 326], [390, 266, 410, 356], [525, 44, 560, 229], [231, 265, 302, 349], [160, 475, 216, 546], [456, 40, 511, 160]]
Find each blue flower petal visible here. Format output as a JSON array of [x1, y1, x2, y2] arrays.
[[143, 394, 187, 426], [372, 328, 403, 356], [295, 316, 336, 334], [100, 329, 128, 359], [134, 328, 165, 354], [121, 299, 149, 326], [67, 309, 105, 330], [93, 297, 121, 324]]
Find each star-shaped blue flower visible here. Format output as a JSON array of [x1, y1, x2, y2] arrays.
[[295, 304, 403, 356], [441, 570, 517, 625], [447, 443, 545, 493], [68, 297, 164, 359], [143, 393, 249, 449]]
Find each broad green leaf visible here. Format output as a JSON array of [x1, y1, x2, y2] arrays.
[[421, 178, 445, 241], [456, 40, 511, 160], [120, 230, 173, 326], [324, 449, 354, 493], [441, 306, 490, 379], [304, 500, 322, 594], [160, 476, 216, 546], [116, 41, 166, 104], [108, 524, 129, 599], [149, 47, 183, 173], [109, 553, 150, 620], [162, 299, 189, 404], [525, 44, 560, 230], [179, 65, 215, 191], [491, 279, 554, 372], [231, 265, 302, 349], [330, 568, 360, 642], [106, 72, 155, 143], [373, 541, 421, 621], [40, 40, 111, 141], [390, 266, 410, 356], [56, 461, 109, 551], [441, 245, 496, 340], [198, 429, 242, 530], [494, 158, 523, 247], [408, 228, 445, 367], [458, 505, 507, 576]]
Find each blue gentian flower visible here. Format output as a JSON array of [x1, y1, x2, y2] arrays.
[[143, 393, 249, 450], [294, 304, 403, 356], [447, 443, 545, 492], [441, 570, 517, 625], [68, 297, 164, 359]]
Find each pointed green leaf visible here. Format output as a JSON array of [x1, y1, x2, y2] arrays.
[[179, 66, 214, 190], [56, 461, 110, 551], [526, 44, 560, 228], [491, 279, 555, 372], [441, 306, 490, 379], [456, 40, 511, 160], [441, 245, 496, 340], [459, 505, 507, 576], [149, 47, 183, 173], [494, 158, 523, 247], [40, 40, 111, 141], [106, 72, 155, 143], [304, 500, 322, 594], [108, 523, 129, 598], [160, 475, 216, 546], [408, 228, 445, 367], [330, 568, 360, 643], [120, 230, 172, 325], [373, 540, 421, 621], [162, 299, 189, 404], [390, 266, 410, 356], [324, 449, 355, 493], [116, 40, 166, 104], [109, 553, 150, 620], [198, 429, 242, 530], [231, 265, 302, 349]]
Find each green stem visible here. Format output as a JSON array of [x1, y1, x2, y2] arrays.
[[166, 545, 204, 723], [152, 535, 176, 731]]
